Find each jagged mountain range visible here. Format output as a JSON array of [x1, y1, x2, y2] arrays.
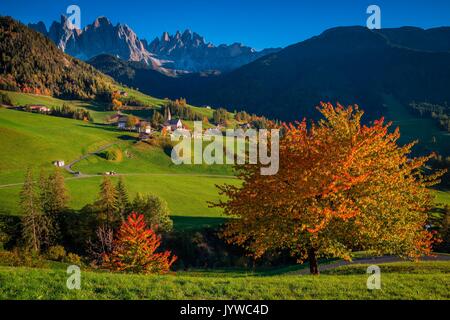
[[28, 16, 280, 75], [142, 30, 279, 73]]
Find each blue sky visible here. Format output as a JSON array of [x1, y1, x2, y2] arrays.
[[1, 0, 450, 50]]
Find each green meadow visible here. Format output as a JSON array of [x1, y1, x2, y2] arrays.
[[0, 105, 236, 228], [1, 92, 450, 300], [0, 261, 449, 300], [1, 90, 116, 123], [436, 190, 450, 205], [1, 89, 214, 124]]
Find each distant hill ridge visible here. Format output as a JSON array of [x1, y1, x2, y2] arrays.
[[89, 25, 450, 122]]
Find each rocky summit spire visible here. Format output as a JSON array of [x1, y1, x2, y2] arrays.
[[162, 32, 170, 42], [93, 16, 112, 28]]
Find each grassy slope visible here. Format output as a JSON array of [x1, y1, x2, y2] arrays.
[[0, 107, 123, 183], [1, 89, 215, 123], [116, 86, 216, 118], [384, 95, 450, 156], [383, 96, 450, 207], [0, 261, 448, 300], [1, 90, 116, 123], [435, 190, 450, 206], [0, 175, 234, 220], [0, 107, 236, 226]]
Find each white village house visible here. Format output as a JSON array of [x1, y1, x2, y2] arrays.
[[53, 160, 65, 168], [27, 105, 51, 113], [137, 120, 152, 134], [117, 116, 152, 133], [117, 116, 128, 129]]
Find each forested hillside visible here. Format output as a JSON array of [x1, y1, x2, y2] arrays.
[[0, 16, 114, 100]]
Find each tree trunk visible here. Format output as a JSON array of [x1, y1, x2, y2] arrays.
[[308, 248, 320, 275]]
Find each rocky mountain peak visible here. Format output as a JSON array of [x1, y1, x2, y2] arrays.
[[162, 31, 170, 42], [181, 29, 192, 41], [29, 15, 281, 74], [93, 16, 112, 28]]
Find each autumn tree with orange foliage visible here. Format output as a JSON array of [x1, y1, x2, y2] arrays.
[[103, 213, 176, 274], [112, 98, 123, 111], [214, 103, 445, 274], [111, 91, 123, 111]]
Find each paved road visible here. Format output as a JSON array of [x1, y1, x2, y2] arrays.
[[64, 143, 116, 175], [0, 172, 236, 189], [295, 254, 450, 275], [0, 141, 236, 189]]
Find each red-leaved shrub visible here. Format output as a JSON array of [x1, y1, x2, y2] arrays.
[[103, 213, 176, 274]]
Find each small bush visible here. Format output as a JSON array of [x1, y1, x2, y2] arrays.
[[46, 245, 66, 261], [0, 250, 20, 266], [131, 194, 173, 232], [0, 248, 47, 268], [144, 136, 174, 156], [65, 253, 82, 265], [0, 215, 21, 250], [99, 149, 123, 161], [145, 136, 172, 148], [0, 92, 12, 106]]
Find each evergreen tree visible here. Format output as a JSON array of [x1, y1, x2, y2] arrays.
[[40, 168, 69, 243], [116, 177, 130, 220], [20, 168, 49, 252], [39, 169, 51, 213], [213, 108, 229, 124], [41, 168, 69, 216], [151, 111, 164, 127], [98, 176, 119, 226]]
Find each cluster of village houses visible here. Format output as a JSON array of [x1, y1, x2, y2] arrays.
[[11, 103, 252, 141], [110, 108, 186, 141], [110, 107, 237, 141], [110, 110, 259, 143]]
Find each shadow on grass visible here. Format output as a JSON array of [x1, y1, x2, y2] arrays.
[[76, 124, 137, 140], [80, 101, 110, 113], [117, 135, 137, 141], [122, 110, 154, 119], [172, 216, 228, 231], [76, 123, 121, 133]]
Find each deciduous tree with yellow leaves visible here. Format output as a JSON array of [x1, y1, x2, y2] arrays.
[[214, 103, 445, 274]]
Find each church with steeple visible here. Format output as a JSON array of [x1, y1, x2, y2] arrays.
[[163, 105, 183, 131]]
